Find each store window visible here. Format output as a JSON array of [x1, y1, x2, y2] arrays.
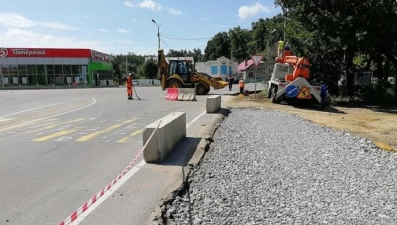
[[18, 65, 27, 75], [72, 65, 80, 74], [1, 65, 9, 85], [220, 65, 227, 74], [54, 65, 62, 75], [63, 65, 71, 75], [27, 65, 37, 85], [47, 65, 54, 85], [18, 64, 28, 85], [9, 65, 18, 84], [211, 66, 218, 75], [47, 65, 54, 75], [27, 65, 36, 75], [37, 65, 45, 75]]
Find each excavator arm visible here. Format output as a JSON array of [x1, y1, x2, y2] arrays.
[[157, 49, 169, 90]]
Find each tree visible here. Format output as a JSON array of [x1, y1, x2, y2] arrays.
[[228, 26, 251, 62], [275, 0, 397, 98], [204, 32, 230, 60], [144, 60, 158, 79]]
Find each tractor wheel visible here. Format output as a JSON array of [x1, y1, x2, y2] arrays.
[[204, 87, 210, 94], [167, 79, 182, 88], [195, 83, 207, 95], [267, 86, 272, 98]]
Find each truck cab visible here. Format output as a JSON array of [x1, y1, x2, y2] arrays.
[[270, 63, 294, 82]]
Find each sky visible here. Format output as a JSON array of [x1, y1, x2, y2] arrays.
[[1, 0, 282, 56]]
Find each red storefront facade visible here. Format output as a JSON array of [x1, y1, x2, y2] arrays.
[[0, 47, 113, 88]]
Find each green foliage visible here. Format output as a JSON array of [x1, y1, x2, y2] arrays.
[[165, 48, 203, 62], [144, 60, 158, 79], [204, 32, 230, 60]]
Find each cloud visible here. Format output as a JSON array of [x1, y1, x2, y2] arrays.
[[1, 28, 111, 52], [168, 8, 183, 15], [0, 13, 78, 30], [37, 21, 78, 30], [124, 0, 162, 11], [124, 1, 134, 7], [117, 29, 130, 33], [238, 2, 271, 20], [98, 28, 108, 32]]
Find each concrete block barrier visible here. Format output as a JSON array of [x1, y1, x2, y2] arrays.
[[178, 88, 197, 101], [143, 112, 186, 163], [206, 95, 221, 113]]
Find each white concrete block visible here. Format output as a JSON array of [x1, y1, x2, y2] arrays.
[[143, 112, 186, 163], [206, 95, 221, 113]]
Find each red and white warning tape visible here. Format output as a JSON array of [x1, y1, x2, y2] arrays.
[[59, 121, 161, 225]]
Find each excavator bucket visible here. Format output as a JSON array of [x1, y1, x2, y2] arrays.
[[195, 72, 228, 90], [212, 79, 229, 90]]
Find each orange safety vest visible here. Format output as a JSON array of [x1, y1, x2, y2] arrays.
[[126, 77, 132, 88], [239, 80, 245, 88]]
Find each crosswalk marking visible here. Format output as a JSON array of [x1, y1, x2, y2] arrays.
[[33, 129, 78, 142], [76, 119, 137, 142], [0, 118, 58, 133], [2, 117, 143, 143], [0, 117, 15, 123], [116, 129, 143, 143], [22, 118, 85, 134]]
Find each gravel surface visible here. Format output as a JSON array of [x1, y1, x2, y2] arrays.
[[163, 107, 397, 225]]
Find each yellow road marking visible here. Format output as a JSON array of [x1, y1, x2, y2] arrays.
[[76, 119, 137, 142], [117, 129, 143, 143], [33, 129, 77, 142], [23, 118, 85, 134], [0, 118, 58, 133]]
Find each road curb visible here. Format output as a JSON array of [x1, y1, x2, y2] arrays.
[[145, 108, 230, 225]]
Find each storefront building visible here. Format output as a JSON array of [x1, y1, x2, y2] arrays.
[[0, 47, 113, 89]]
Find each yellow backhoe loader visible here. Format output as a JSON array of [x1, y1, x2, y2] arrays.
[[157, 49, 228, 95]]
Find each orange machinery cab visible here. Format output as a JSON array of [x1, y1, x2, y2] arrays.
[[276, 50, 310, 82]]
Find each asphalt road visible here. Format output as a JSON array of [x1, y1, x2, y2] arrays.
[[0, 86, 232, 225]]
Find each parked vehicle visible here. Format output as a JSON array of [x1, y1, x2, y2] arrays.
[[267, 50, 322, 104], [157, 49, 228, 95]]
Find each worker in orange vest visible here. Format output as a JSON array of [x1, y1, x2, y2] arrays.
[[239, 78, 245, 95], [126, 73, 133, 100]]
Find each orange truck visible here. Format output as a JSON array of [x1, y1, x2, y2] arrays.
[[266, 49, 322, 104]]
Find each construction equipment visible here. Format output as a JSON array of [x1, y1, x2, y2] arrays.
[[157, 49, 228, 95], [266, 49, 322, 104]]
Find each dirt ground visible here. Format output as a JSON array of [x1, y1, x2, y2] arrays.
[[224, 94, 397, 152]]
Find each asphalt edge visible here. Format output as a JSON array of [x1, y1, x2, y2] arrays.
[[145, 107, 231, 225]]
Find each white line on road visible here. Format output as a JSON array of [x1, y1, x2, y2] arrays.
[[0, 100, 80, 117], [73, 111, 207, 224], [2, 98, 97, 128]]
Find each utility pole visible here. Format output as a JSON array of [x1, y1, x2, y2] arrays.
[[151, 19, 161, 49]]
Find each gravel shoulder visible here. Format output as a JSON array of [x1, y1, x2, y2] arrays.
[[226, 96, 397, 152], [149, 95, 397, 225]]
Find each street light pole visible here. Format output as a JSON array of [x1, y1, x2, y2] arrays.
[[151, 19, 161, 49]]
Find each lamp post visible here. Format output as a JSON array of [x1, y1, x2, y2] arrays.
[[267, 29, 277, 57], [151, 19, 161, 49]]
